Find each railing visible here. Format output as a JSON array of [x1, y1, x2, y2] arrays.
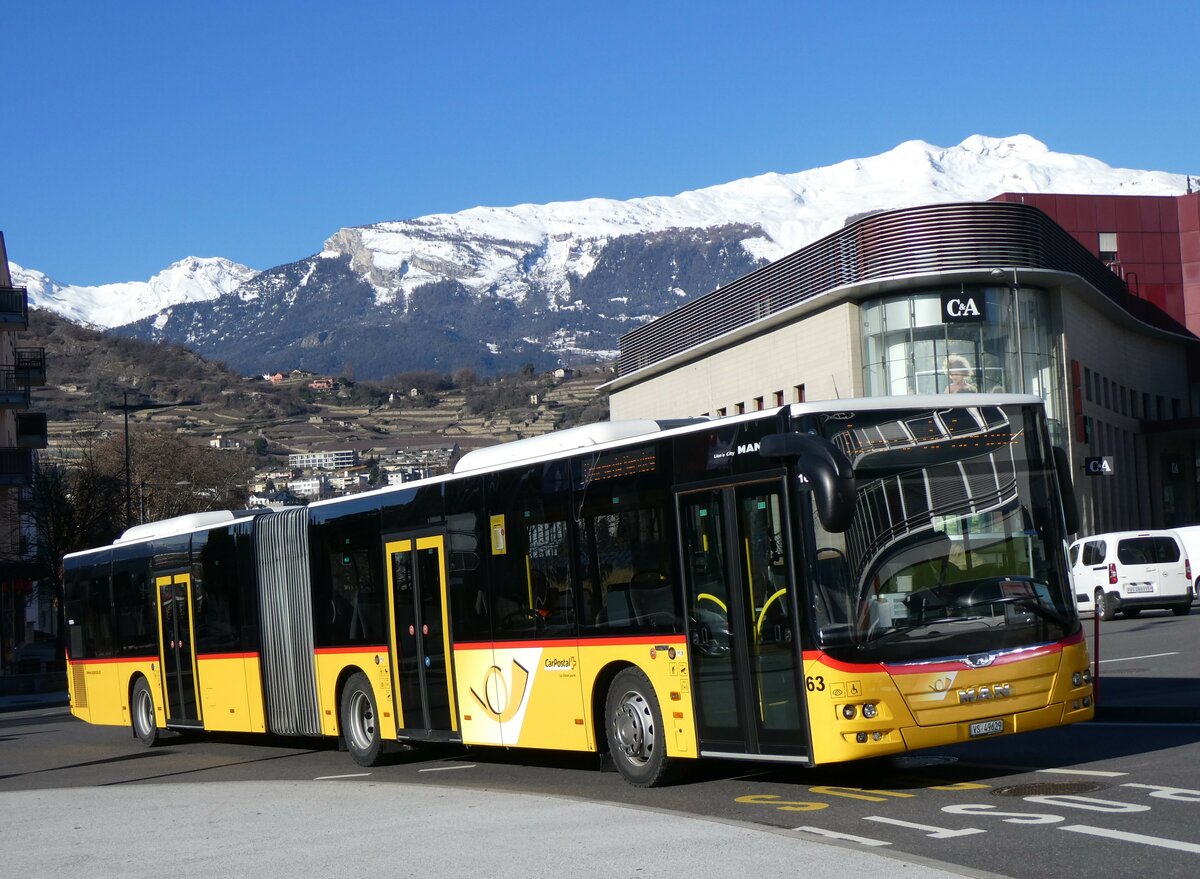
[[14, 348, 46, 386], [0, 368, 31, 406], [0, 285, 29, 324], [616, 201, 1189, 375]]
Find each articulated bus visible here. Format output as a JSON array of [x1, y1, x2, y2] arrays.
[[63, 394, 1093, 786]]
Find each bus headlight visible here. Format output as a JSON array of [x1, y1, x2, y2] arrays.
[[1072, 672, 1083, 687], [842, 704, 857, 720], [862, 703, 878, 719]]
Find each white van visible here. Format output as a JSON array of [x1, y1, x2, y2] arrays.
[[1068, 530, 1193, 620], [1168, 524, 1200, 595]]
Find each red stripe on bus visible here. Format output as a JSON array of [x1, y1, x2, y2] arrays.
[[805, 636, 1077, 676], [313, 645, 389, 655], [456, 635, 687, 651], [66, 655, 156, 666], [196, 652, 259, 661]]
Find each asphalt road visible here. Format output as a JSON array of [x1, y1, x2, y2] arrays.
[[3, 608, 1200, 878]]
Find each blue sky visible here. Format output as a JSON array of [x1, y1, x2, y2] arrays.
[[3, 0, 1197, 285]]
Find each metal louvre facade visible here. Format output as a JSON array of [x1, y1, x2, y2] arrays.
[[616, 201, 1172, 375], [255, 506, 322, 736]]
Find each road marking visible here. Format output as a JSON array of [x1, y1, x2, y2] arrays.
[[1061, 824, 1200, 853], [418, 764, 476, 772], [863, 816, 986, 838], [1123, 783, 1200, 802], [794, 826, 891, 847], [1037, 768, 1128, 778], [1097, 652, 1179, 664], [314, 773, 371, 780]]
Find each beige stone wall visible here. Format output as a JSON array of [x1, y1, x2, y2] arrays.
[[611, 304, 862, 420]]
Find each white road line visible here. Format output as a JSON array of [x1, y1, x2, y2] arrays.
[[1036, 768, 1129, 778], [863, 816, 986, 838], [794, 826, 891, 847], [314, 773, 372, 780], [1061, 824, 1200, 854], [1097, 652, 1180, 664], [418, 764, 477, 772]]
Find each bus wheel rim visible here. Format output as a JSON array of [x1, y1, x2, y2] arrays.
[[348, 690, 375, 750], [614, 691, 654, 765]]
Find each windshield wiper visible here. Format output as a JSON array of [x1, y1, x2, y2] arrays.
[[862, 616, 985, 647], [977, 595, 1069, 627]]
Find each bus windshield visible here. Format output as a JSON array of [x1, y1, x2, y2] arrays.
[[801, 402, 1078, 664]]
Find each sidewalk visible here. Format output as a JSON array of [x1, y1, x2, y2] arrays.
[[3, 780, 982, 879]]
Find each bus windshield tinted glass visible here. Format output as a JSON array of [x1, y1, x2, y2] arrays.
[[803, 402, 1078, 664]]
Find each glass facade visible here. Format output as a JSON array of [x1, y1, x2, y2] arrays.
[[861, 284, 1065, 443]]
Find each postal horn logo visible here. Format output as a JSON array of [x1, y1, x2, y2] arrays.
[[470, 660, 531, 723]]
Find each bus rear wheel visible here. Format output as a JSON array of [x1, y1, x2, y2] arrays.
[[131, 677, 160, 746], [340, 672, 383, 766], [605, 667, 677, 787]]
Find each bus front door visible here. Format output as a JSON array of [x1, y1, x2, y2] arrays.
[[679, 480, 809, 760], [385, 534, 459, 741], [156, 572, 202, 727]]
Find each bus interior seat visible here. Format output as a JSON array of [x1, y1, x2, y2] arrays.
[[629, 570, 675, 625], [596, 582, 635, 626]]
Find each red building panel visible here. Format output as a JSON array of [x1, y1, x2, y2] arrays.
[[1096, 198, 1117, 232], [1116, 199, 1142, 231], [1120, 232, 1145, 262], [1139, 199, 1163, 232], [1142, 233, 1164, 264]]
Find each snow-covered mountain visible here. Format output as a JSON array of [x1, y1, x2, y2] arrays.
[[11, 135, 1194, 378], [12, 256, 258, 328]]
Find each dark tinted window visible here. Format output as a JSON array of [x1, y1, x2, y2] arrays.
[[193, 528, 245, 655], [1082, 541, 1106, 566], [574, 444, 677, 634], [1117, 537, 1180, 565], [112, 548, 155, 658], [311, 509, 385, 647], [443, 477, 491, 642], [488, 460, 575, 640]]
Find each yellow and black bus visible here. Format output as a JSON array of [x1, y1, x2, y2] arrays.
[[64, 394, 1093, 786]]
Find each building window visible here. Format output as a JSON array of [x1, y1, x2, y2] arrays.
[[716, 407, 727, 418], [1099, 232, 1118, 263], [794, 384, 806, 403], [1084, 368, 1092, 402], [753, 396, 764, 411], [774, 390, 785, 407], [1120, 385, 1127, 416], [860, 284, 1063, 437], [736, 402, 746, 415]]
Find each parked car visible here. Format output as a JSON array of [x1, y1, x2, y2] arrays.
[[1068, 530, 1193, 620], [1168, 524, 1200, 596], [7, 640, 60, 674]]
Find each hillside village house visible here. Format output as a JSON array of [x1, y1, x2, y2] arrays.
[[606, 192, 1200, 536]]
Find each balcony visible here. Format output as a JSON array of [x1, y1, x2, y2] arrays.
[[0, 368, 31, 407], [14, 348, 46, 386], [0, 447, 33, 486], [0, 286, 29, 327], [16, 412, 48, 448]]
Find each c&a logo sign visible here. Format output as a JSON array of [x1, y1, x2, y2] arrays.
[[941, 291, 984, 323]]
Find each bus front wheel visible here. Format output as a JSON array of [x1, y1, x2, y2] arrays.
[[605, 667, 677, 787], [340, 672, 383, 766], [131, 677, 160, 747]]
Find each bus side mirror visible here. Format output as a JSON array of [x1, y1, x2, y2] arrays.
[[1052, 446, 1080, 536], [760, 433, 857, 532]]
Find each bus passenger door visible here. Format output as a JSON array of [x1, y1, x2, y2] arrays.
[[156, 572, 202, 726], [678, 480, 809, 760], [385, 535, 459, 741]]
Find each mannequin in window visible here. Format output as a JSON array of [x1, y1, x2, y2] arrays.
[[945, 354, 977, 393]]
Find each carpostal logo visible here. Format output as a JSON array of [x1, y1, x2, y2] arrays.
[[543, 656, 578, 671]]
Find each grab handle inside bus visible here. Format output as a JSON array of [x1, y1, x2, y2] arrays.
[[759, 432, 856, 532], [1052, 446, 1080, 536]]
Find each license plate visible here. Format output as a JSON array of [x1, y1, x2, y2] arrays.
[[969, 719, 1004, 737], [1126, 583, 1154, 594]]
